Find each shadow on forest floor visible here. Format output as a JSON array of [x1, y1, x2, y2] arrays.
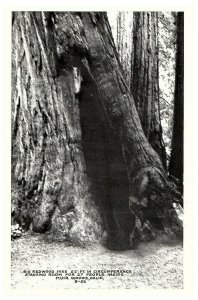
[[11, 233, 183, 290]]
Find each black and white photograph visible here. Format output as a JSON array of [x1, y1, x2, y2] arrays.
[[10, 9, 185, 291]]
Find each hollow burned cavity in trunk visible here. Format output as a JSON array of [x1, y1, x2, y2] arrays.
[[78, 75, 135, 250]]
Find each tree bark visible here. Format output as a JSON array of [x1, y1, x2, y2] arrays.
[[131, 12, 167, 169], [169, 12, 184, 194], [11, 12, 104, 245], [116, 12, 133, 86], [12, 12, 182, 249]]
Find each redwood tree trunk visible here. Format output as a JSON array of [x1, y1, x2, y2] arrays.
[[116, 12, 133, 86], [169, 12, 184, 194], [12, 12, 182, 249], [11, 12, 104, 245], [131, 12, 167, 169]]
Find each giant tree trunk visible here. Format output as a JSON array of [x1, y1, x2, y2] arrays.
[[12, 12, 182, 249], [169, 12, 184, 194], [11, 12, 104, 245], [131, 12, 167, 169]]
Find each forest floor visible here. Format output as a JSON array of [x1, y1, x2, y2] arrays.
[[11, 233, 183, 290]]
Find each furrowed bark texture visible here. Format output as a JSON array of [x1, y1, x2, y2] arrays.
[[12, 12, 103, 244], [169, 12, 184, 193], [12, 12, 182, 248], [131, 12, 167, 169], [116, 12, 133, 86]]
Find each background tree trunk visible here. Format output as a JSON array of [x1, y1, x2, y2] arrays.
[[131, 12, 167, 169], [12, 11, 183, 249], [116, 12, 133, 86], [169, 12, 184, 194]]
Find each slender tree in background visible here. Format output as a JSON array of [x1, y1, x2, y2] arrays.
[[12, 12, 182, 249], [131, 12, 167, 169], [116, 12, 133, 86], [169, 12, 184, 194], [158, 12, 177, 160]]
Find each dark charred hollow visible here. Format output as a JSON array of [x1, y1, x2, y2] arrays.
[[78, 77, 135, 250]]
